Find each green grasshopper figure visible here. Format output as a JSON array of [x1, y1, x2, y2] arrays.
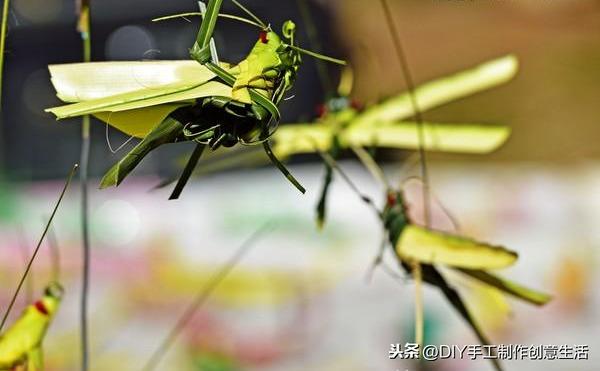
[[381, 187, 551, 371], [323, 153, 551, 371], [0, 282, 63, 371], [46, 0, 345, 199]]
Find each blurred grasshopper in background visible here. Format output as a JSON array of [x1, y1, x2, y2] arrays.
[[0, 165, 73, 371], [160, 55, 517, 227], [0, 283, 63, 371], [45, 0, 345, 199], [283, 55, 516, 228], [321, 152, 551, 371]]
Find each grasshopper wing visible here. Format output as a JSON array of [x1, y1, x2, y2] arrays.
[[48, 61, 219, 102], [46, 61, 234, 136], [92, 104, 188, 138], [46, 80, 231, 118], [343, 122, 511, 154], [351, 55, 518, 128], [396, 225, 518, 269], [457, 268, 552, 305]]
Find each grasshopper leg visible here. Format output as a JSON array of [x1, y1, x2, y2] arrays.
[[262, 141, 305, 194], [100, 116, 184, 189], [169, 143, 206, 200]]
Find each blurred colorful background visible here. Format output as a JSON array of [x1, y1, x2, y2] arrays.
[[1, 0, 599, 370]]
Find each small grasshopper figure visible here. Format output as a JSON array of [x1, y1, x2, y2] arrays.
[[0, 282, 63, 371], [276, 55, 517, 228], [383, 187, 550, 371], [323, 153, 551, 371], [46, 0, 345, 198]]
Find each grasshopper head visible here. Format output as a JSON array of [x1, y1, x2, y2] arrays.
[[44, 281, 64, 299], [278, 20, 300, 69], [32, 282, 64, 317]]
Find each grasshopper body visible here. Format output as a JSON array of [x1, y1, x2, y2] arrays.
[[377, 189, 550, 370], [0, 283, 63, 371]]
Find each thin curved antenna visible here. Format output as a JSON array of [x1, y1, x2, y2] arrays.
[[140, 223, 273, 371], [230, 0, 267, 29], [400, 176, 462, 233], [153, 12, 264, 29], [285, 44, 346, 65], [105, 122, 134, 154], [0, 164, 78, 332]]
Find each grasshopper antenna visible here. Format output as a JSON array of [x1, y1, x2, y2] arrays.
[[140, 222, 274, 371], [400, 176, 462, 233], [0, 164, 77, 332], [153, 12, 265, 30], [230, 0, 267, 29], [379, 0, 429, 347]]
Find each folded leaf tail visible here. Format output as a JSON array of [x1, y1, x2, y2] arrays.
[[457, 268, 552, 306]]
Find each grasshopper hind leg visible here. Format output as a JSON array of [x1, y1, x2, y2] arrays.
[[169, 143, 206, 200], [100, 116, 184, 189], [262, 141, 306, 194]]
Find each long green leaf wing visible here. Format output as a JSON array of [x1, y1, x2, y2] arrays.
[[352, 55, 518, 127], [343, 122, 511, 154], [93, 104, 188, 138], [272, 124, 333, 158], [48, 61, 219, 102], [272, 121, 510, 157], [46, 80, 231, 118], [396, 225, 518, 270]]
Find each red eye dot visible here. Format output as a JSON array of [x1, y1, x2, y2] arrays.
[[386, 192, 397, 207], [316, 104, 327, 118], [259, 31, 268, 43], [350, 99, 362, 110], [34, 300, 49, 315]]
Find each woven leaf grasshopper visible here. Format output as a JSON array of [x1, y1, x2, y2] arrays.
[[320, 151, 551, 371], [45, 0, 345, 198], [0, 283, 63, 371]]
